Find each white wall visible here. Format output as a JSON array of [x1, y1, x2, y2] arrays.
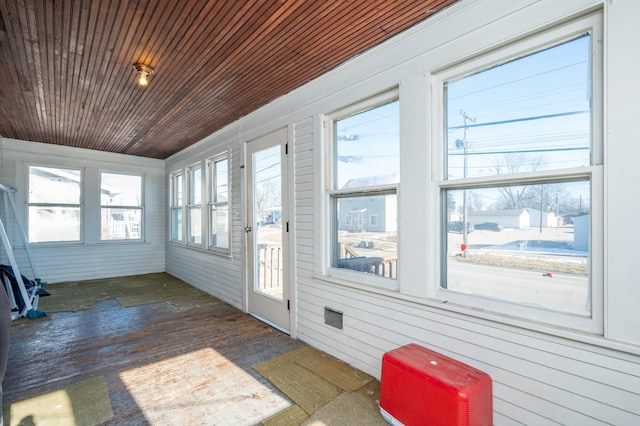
[[603, 0, 640, 347], [0, 138, 165, 283], [164, 131, 245, 309], [167, 0, 640, 423]]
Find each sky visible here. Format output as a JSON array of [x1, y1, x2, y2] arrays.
[[445, 34, 593, 211], [335, 100, 400, 189], [446, 35, 592, 180]]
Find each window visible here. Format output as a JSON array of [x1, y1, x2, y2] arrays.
[[207, 155, 230, 251], [170, 171, 183, 242], [187, 164, 202, 245], [28, 166, 82, 242], [435, 15, 602, 331], [100, 173, 142, 240], [327, 91, 399, 283]]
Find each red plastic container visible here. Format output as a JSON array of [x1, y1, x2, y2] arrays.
[[379, 343, 492, 426]]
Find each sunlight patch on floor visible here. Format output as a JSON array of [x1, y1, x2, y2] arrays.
[[119, 347, 290, 425]]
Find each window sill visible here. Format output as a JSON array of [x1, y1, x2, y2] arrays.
[[311, 271, 399, 294]]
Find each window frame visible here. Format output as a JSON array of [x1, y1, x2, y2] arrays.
[[99, 172, 144, 241], [26, 165, 83, 244], [170, 170, 184, 243], [206, 153, 231, 254], [323, 89, 400, 290], [430, 14, 604, 333], [187, 162, 203, 247]]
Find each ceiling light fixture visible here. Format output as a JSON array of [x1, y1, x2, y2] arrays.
[[133, 63, 154, 87]]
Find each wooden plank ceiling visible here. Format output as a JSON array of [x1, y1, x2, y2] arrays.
[[0, 0, 457, 159]]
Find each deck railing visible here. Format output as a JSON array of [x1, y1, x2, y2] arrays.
[[257, 244, 283, 296], [256, 243, 397, 293], [337, 243, 398, 279]]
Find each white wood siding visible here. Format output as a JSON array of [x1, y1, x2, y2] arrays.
[[0, 138, 165, 283], [165, 243, 243, 308], [164, 133, 245, 309], [297, 281, 639, 424], [164, 0, 639, 423]]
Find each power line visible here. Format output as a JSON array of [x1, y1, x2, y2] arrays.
[[448, 110, 589, 130], [446, 47, 589, 101], [449, 146, 589, 156], [455, 82, 586, 114]]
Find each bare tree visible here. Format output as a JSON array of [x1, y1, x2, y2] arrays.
[[467, 191, 485, 214], [495, 153, 543, 210], [494, 152, 542, 175], [447, 191, 456, 213], [255, 177, 280, 219]]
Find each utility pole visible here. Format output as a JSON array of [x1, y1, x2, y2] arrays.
[[460, 110, 475, 257], [539, 185, 544, 233]]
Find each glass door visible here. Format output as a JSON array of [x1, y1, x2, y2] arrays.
[[246, 128, 289, 332]]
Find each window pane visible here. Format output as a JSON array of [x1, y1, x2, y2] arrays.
[[101, 208, 142, 240], [101, 173, 141, 206], [190, 167, 201, 204], [28, 206, 80, 242], [215, 159, 228, 202], [444, 180, 590, 315], [29, 166, 80, 204], [254, 145, 281, 225], [28, 166, 81, 243], [171, 208, 182, 241], [445, 35, 591, 180], [101, 174, 142, 240], [189, 206, 201, 244], [334, 100, 399, 189], [210, 205, 229, 249], [174, 173, 183, 206], [334, 193, 397, 279]]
